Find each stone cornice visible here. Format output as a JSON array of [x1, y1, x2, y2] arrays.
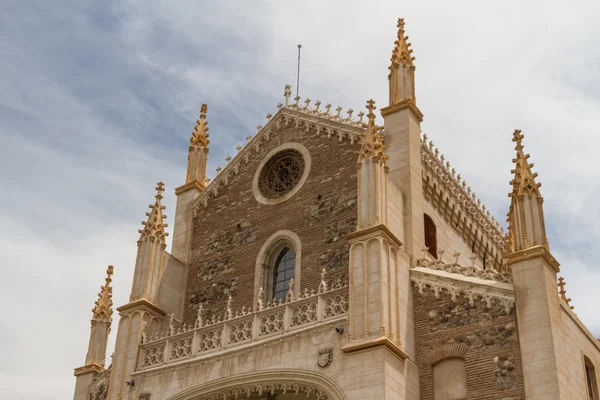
[[507, 245, 560, 272], [116, 298, 167, 317], [73, 363, 103, 376], [380, 99, 424, 121], [175, 181, 205, 196], [341, 336, 409, 360], [346, 224, 403, 248], [411, 267, 515, 314], [191, 104, 363, 213]]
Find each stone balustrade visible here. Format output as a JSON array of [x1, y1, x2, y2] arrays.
[[137, 286, 349, 371]]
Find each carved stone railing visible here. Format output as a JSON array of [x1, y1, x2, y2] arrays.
[[137, 286, 349, 371]]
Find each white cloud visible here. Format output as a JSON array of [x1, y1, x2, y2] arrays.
[[2, 1, 600, 398]]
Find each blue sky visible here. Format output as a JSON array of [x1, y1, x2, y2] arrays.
[[1, 1, 600, 398]]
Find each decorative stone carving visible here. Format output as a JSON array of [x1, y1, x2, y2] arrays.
[[494, 354, 517, 391], [429, 322, 517, 350], [324, 217, 357, 243], [258, 149, 305, 198], [319, 244, 350, 271], [89, 366, 111, 400], [192, 382, 329, 400], [426, 292, 512, 332], [189, 278, 238, 308], [318, 347, 333, 368], [196, 256, 234, 282], [411, 270, 515, 315], [204, 221, 255, 256], [139, 393, 151, 400], [304, 192, 357, 224], [415, 258, 512, 283]]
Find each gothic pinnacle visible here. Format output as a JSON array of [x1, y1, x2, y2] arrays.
[[190, 104, 210, 148], [390, 18, 415, 67], [138, 181, 169, 247], [92, 265, 114, 321]]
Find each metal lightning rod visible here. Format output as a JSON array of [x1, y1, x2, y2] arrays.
[[296, 43, 302, 97]]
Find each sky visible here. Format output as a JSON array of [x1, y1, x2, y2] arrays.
[[1, 1, 600, 398]]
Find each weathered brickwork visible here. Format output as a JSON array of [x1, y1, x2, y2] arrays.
[[413, 285, 526, 400], [185, 126, 358, 323]]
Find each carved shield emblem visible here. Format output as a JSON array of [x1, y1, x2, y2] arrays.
[[317, 347, 333, 368]]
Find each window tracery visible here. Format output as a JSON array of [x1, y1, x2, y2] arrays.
[[258, 149, 305, 198]]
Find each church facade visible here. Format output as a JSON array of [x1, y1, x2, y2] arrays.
[[73, 19, 600, 400]]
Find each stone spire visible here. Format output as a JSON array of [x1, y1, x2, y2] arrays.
[[74, 266, 114, 379], [358, 99, 388, 166], [131, 182, 169, 302], [182, 104, 210, 193], [387, 18, 418, 108], [138, 181, 169, 249], [506, 130, 549, 253], [92, 265, 114, 323]]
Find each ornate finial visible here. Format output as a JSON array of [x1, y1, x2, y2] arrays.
[[258, 287, 265, 311], [314, 100, 321, 113], [236, 145, 242, 153], [246, 135, 253, 142], [225, 156, 231, 164], [256, 124, 263, 131], [304, 98, 311, 109], [92, 265, 114, 321], [138, 182, 169, 247], [507, 129, 548, 253], [195, 304, 204, 328], [452, 251, 461, 264], [216, 166, 222, 174], [558, 277, 574, 309], [190, 104, 210, 148], [287, 278, 295, 302], [358, 99, 388, 166], [325, 104, 332, 114], [357, 111, 365, 124], [266, 113, 272, 120], [390, 18, 415, 67], [421, 247, 429, 260], [168, 313, 175, 336], [335, 106, 343, 118], [469, 254, 478, 268], [346, 109, 354, 120], [284, 84, 291, 106], [294, 96, 301, 108], [226, 295, 233, 320], [318, 268, 328, 293]]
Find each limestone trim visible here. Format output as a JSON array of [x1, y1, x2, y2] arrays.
[[506, 245, 559, 272], [174, 181, 205, 196], [252, 143, 311, 205], [345, 223, 403, 248], [191, 86, 363, 212], [116, 298, 166, 317], [73, 363, 103, 376], [415, 257, 513, 284], [424, 343, 470, 366], [254, 230, 302, 306], [380, 99, 423, 121], [165, 369, 347, 400], [421, 132, 506, 271], [411, 268, 515, 314], [341, 336, 409, 360]]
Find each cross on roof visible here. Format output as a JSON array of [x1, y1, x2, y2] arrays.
[[366, 99, 376, 117], [512, 129, 524, 151], [155, 181, 165, 200], [397, 18, 405, 30], [200, 103, 207, 120]]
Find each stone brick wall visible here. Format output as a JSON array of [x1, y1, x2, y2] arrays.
[[184, 125, 358, 323], [413, 285, 526, 400]]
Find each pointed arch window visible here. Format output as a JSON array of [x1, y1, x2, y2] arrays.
[[273, 248, 296, 301], [424, 214, 437, 259], [585, 356, 598, 400]]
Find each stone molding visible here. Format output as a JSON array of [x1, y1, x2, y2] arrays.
[[421, 133, 506, 270], [415, 258, 513, 284], [507, 245, 560, 272], [192, 103, 363, 213], [411, 268, 515, 315], [424, 343, 470, 366], [164, 369, 347, 400]]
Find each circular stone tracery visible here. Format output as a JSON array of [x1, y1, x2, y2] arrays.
[[258, 149, 305, 198]]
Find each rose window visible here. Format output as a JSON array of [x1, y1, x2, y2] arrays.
[[258, 149, 305, 198]]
